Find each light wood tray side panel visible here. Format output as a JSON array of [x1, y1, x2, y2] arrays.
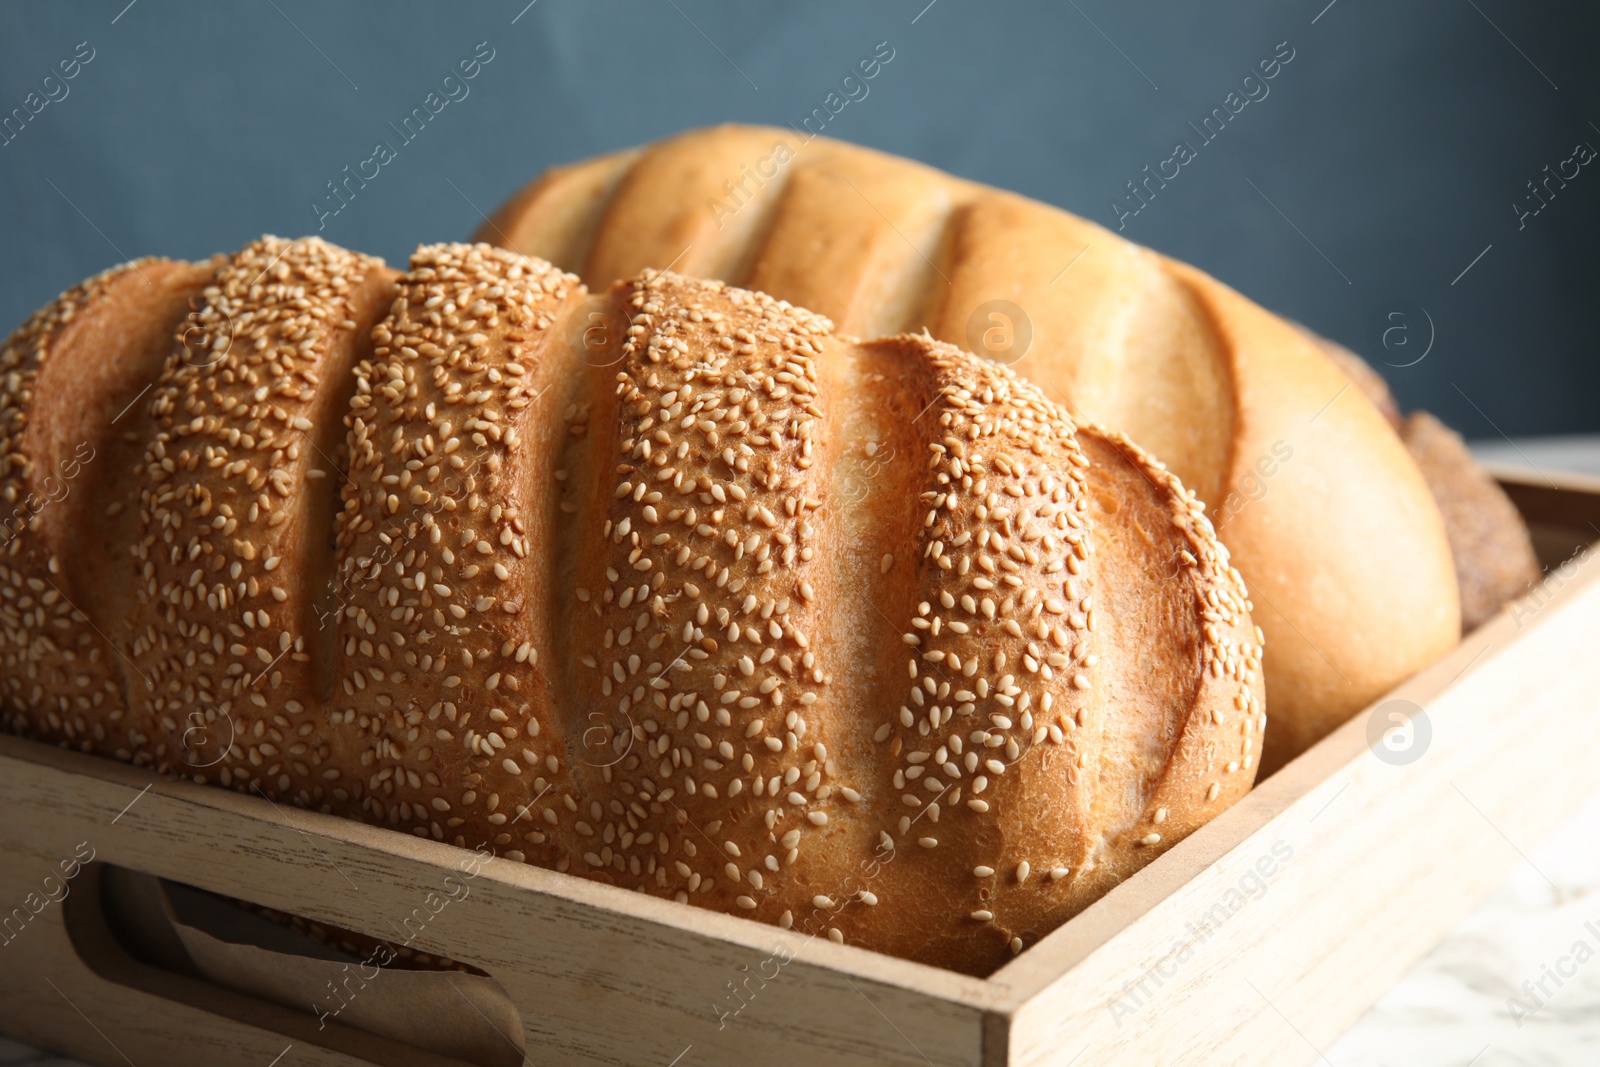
[[994, 510, 1600, 1065], [0, 740, 988, 1067]]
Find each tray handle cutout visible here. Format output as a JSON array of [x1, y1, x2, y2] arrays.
[[64, 862, 527, 1067]]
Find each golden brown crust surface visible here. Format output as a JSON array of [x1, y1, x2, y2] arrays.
[[480, 124, 1459, 764], [0, 240, 1262, 976], [1310, 332, 1540, 634], [125, 237, 395, 793], [1400, 411, 1541, 632], [1310, 331, 1403, 427], [0, 257, 215, 756], [332, 243, 587, 853]]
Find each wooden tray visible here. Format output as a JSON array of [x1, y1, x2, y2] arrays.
[[1, 469, 1595, 1067]]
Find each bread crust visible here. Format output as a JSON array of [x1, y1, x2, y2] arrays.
[[476, 147, 639, 270], [1167, 265, 1459, 771], [1400, 410, 1541, 632], [1309, 332, 1541, 635], [480, 124, 1459, 764], [0, 257, 215, 756], [0, 240, 1262, 975], [125, 237, 395, 790], [333, 243, 588, 853]]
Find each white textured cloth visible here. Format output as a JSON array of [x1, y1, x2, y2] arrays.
[[1329, 787, 1600, 1066]]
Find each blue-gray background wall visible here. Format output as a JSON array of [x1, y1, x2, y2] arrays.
[[1, 1, 1595, 438]]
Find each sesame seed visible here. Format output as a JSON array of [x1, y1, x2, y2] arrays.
[[0, 242, 1262, 974]]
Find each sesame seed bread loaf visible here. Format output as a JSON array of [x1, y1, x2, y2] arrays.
[[0, 255, 218, 753], [0, 237, 1262, 975], [479, 124, 1461, 770], [131, 239, 399, 788]]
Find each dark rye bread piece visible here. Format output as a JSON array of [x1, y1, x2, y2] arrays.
[[1399, 411, 1541, 631], [0, 240, 1263, 976], [1312, 334, 1540, 631]]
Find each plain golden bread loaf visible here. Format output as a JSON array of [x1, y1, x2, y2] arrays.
[[1313, 334, 1542, 633], [0, 238, 1262, 974], [1160, 263, 1459, 768], [479, 124, 1461, 767], [1309, 331, 1402, 427]]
